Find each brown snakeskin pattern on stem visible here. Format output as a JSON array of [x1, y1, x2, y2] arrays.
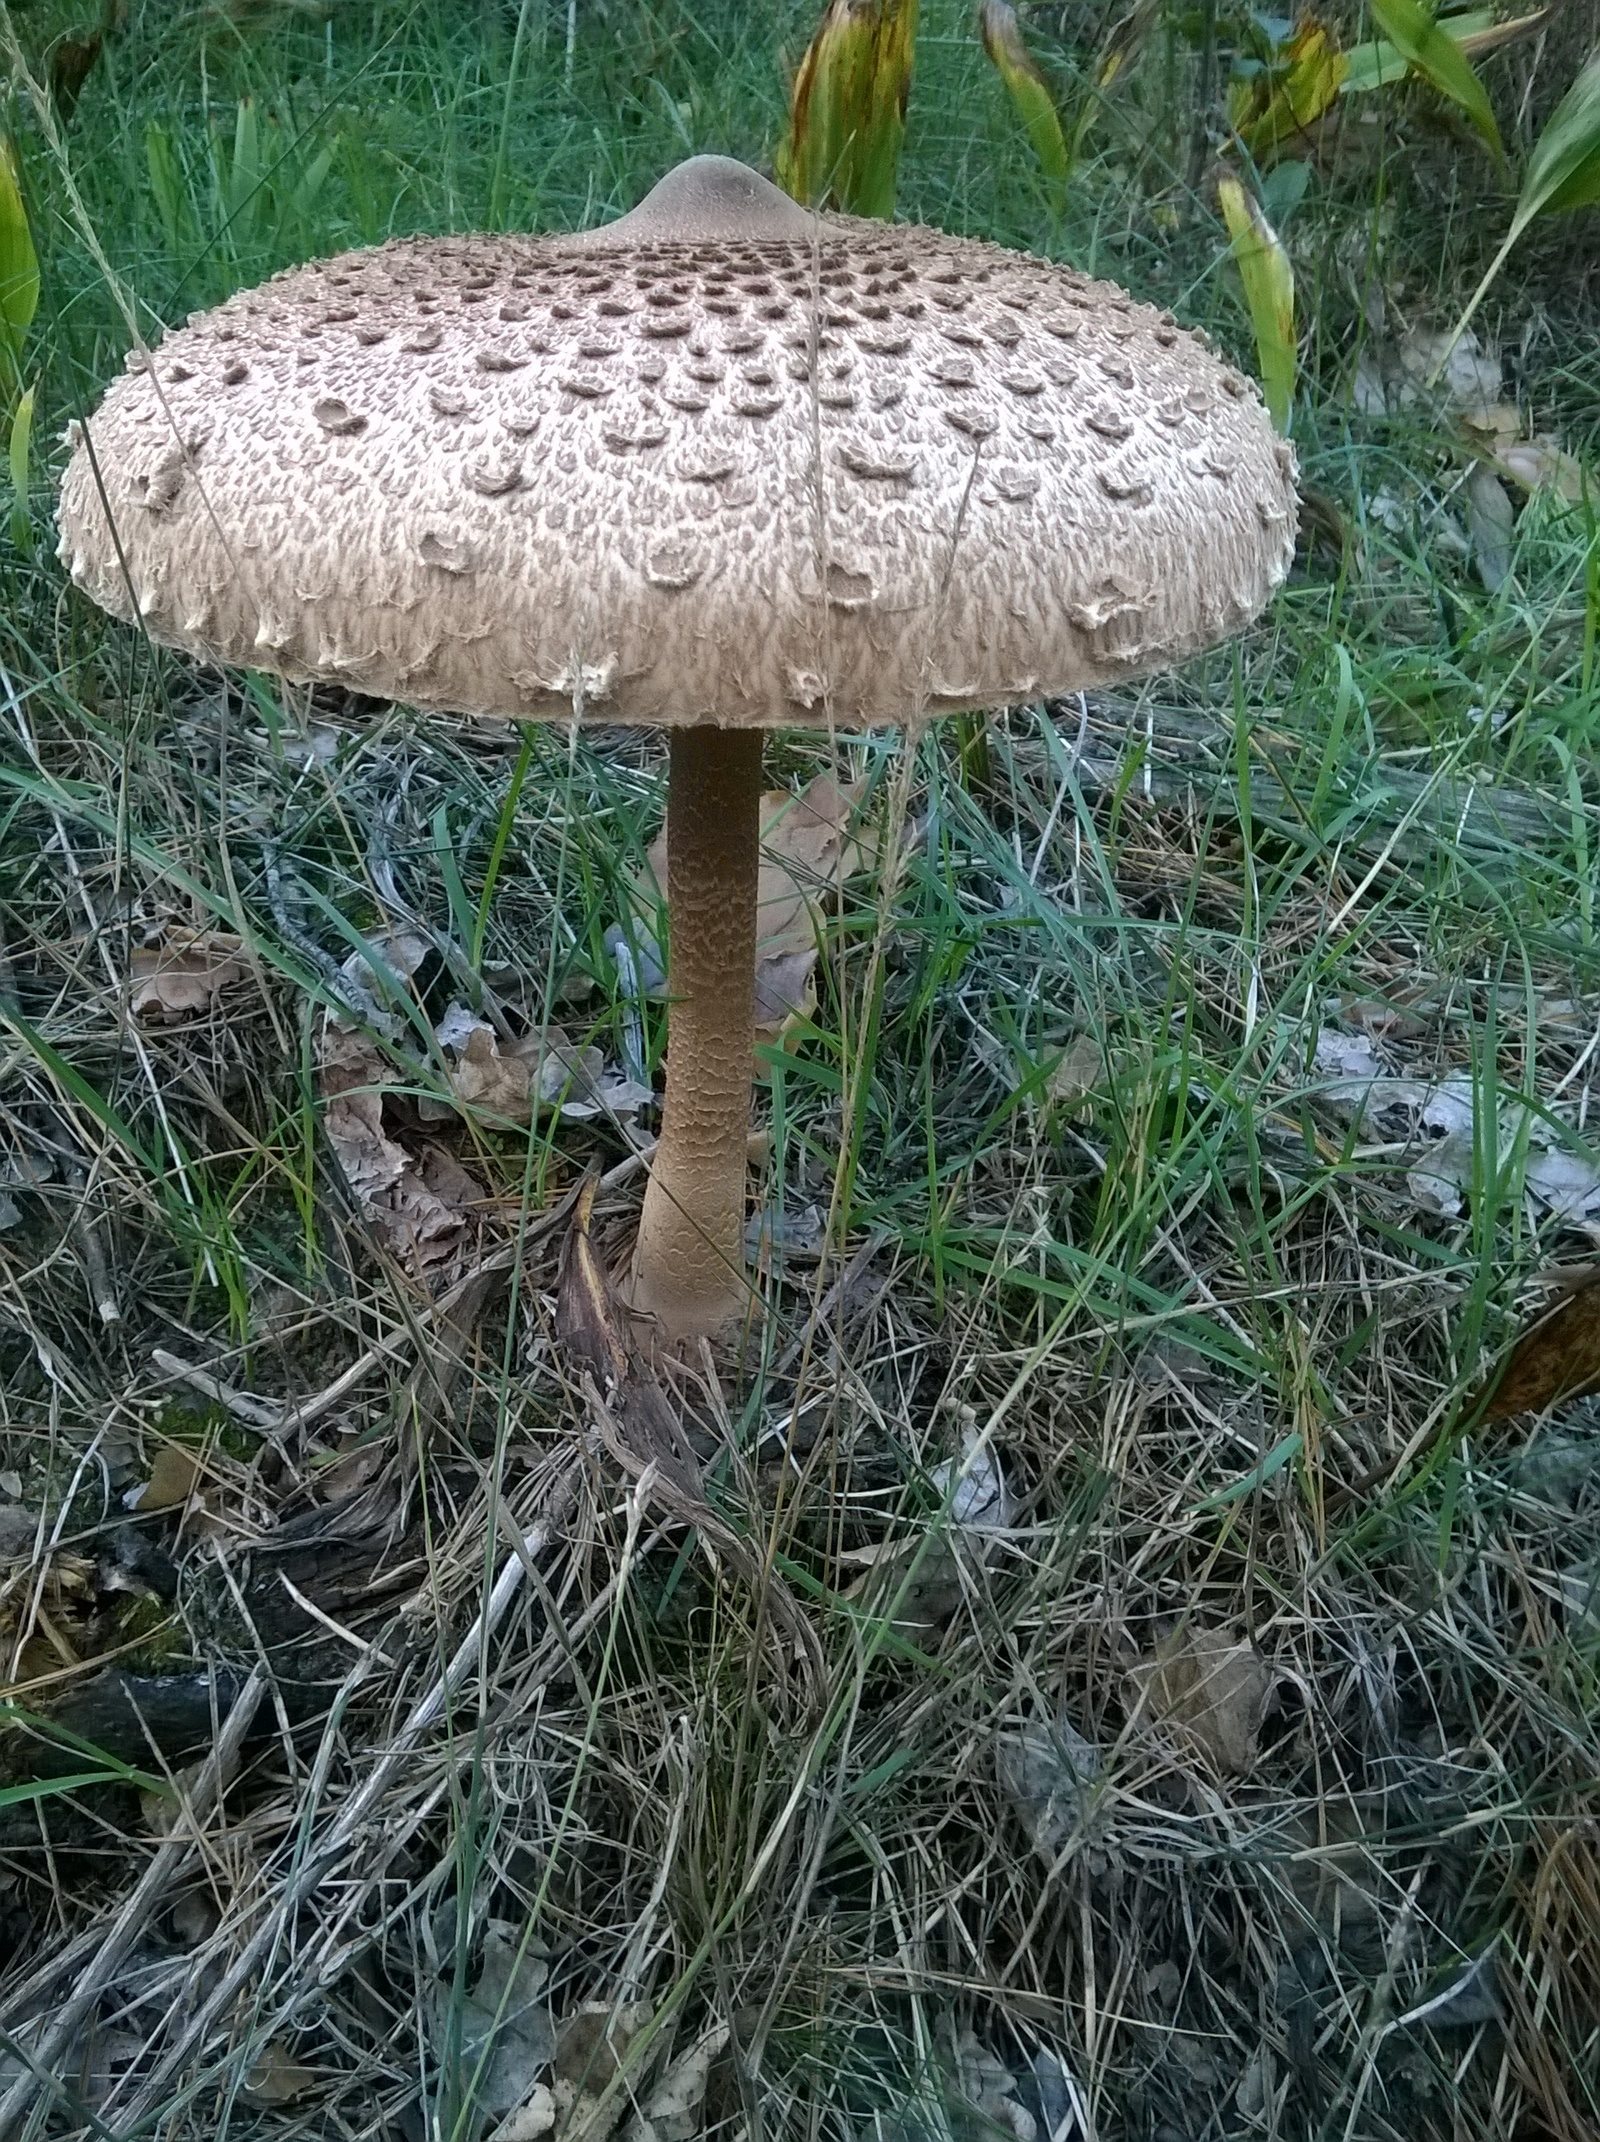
[[626, 726, 762, 1339]]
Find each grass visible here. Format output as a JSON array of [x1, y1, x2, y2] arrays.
[[1, 1, 1599, 2138]]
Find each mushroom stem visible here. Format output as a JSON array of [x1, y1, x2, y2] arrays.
[[627, 725, 763, 1342]]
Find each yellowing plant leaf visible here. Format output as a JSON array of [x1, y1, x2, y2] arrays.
[[1217, 177, 1296, 433], [0, 138, 39, 365], [1228, 14, 1348, 165], [775, 0, 919, 217], [8, 382, 33, 550], [1368, 0, 1503, 157], [1441, 48, 1600, 363], [1096, 0, 1158, 89], [979, 1, 1069, 213]]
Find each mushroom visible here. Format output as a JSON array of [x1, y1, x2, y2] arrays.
[[58, 154, 1296, 1345]]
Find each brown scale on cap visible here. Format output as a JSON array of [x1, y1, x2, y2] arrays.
[[58, 153, 1298, 1344], [61, 154, 1296, 727]]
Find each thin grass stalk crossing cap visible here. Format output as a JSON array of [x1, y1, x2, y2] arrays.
[[57, 153, 1298, 1346], [58, 153, 1297, 729]]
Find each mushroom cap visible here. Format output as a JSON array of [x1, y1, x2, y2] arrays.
[[59, 155, 1297, 728]]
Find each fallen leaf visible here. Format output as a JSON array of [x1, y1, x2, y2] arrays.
[[130, 931, 246, 1020], [623, 2024, 729, 2142], [1464, 461, 1515, 589], [331, 927, 429, 1034], [1475, 1268, 1600, 1421], [995, 1716, 1101, 1861], [552, 2002, 650, 2142], [243, 2039, 319, 2104], [951, 2026, 1041, 2142], [1339, 993, 1431, 1041], [442, 1015, 653, 1126], [1313, 1027, 1386, 1094], [492, 2086, 557, 2141], [932, 1431, 1016, 1530], [840, 1536, 967, 1638], [139, 1445, 200, 1513], [1493, 436, 1587, 499], [1129, 1629, 1274, 1774], [1361, 323, 1500, 414], [1046, 1033, 1108, 1112], [744, 1199, 825, 1260], [1395, 1942, 1500, 2030], [427, 1922, 554, 2118], [319, 1024, 481, 1273]]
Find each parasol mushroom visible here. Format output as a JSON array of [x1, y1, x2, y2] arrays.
[[58, 154, 1296, 1344]]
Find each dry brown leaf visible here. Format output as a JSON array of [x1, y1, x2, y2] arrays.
[[552, 2002, 650, 2142], [140, 1445, 201, 1513], [130, 931, 246, 1020], [1128, 1628, 1273, 1774], [491, 2087, 557, 2141], [1465, 461, 1515, 590], [642, 772, 872, 1051], [452, 1024, 571, 1120], [840, 1536, 967, 1638], [1475, 1268, 1600, 1422], [557, 1174, 630, 1387], [442, 1016, 652, 1124], [242, 2040, 318, 2105], [623, 2024, 729, 2142], [1460, 404, 1586, 503], [1046, 1033, 1108, 1112], [318, 1025, 481, 1274]]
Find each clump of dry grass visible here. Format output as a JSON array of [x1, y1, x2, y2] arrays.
[[1, 581, 1598, 2142]]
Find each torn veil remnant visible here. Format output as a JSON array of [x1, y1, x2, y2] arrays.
[[58, 152, 1296, 1344]]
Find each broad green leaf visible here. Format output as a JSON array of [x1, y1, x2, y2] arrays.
[[1368, 0, 1503, 156], [1510, 42, 1600, 222], [1342, 35, 1413, 93], [979, 1, 1068, 213], [1440, 47, 1600, 361], [0, 137, 39, 365], [1342, 7, 1499, 95], [9, 382, 34, 552], [1228, 15, 1348, 165], [774, 0, 919, 218], [1218, 176, 1296, 433]]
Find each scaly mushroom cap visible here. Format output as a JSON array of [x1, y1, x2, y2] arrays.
[[59, 156, 1297, 726]]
